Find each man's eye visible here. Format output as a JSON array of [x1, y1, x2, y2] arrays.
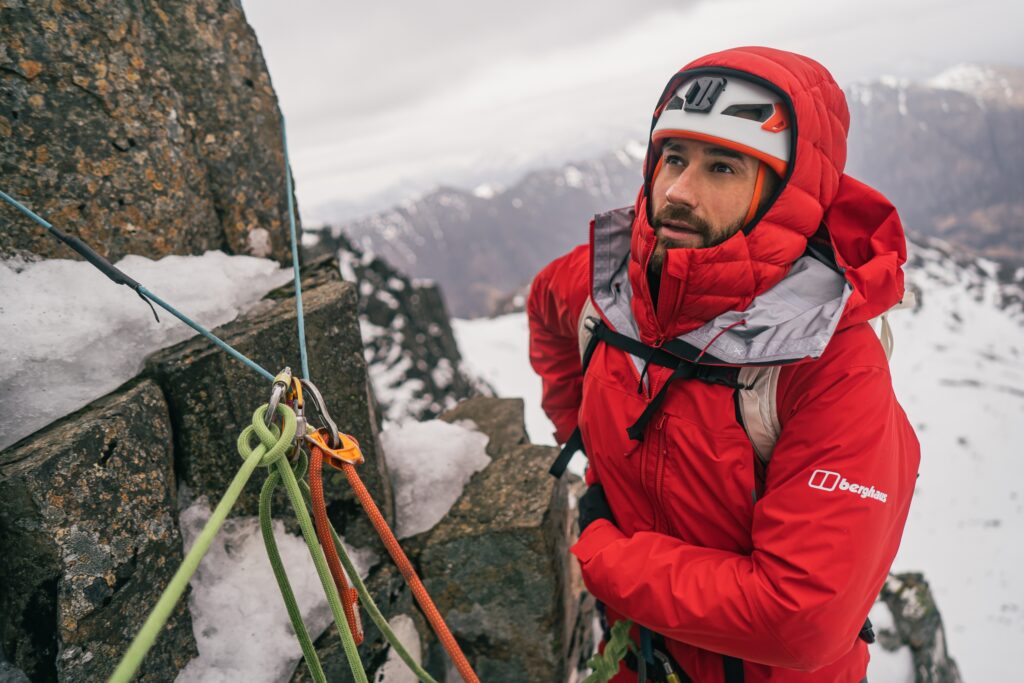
[[712, 162, 735, 174], [665, 153, 684, 165]]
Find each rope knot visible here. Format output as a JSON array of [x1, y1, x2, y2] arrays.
[[237, 403, 297, 467]]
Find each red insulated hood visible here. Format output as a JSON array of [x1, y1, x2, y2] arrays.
[[629, 46, 907, 344]]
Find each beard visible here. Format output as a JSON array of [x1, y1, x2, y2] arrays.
[[649, 205, 744, 274]]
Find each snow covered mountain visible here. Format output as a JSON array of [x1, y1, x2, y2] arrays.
[[306, 143, 644, 317], [453, 233, 1024, 682], [314, 64, 1023, 318], [845, 64, 1024, 266]]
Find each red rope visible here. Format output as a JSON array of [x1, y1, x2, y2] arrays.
[[309, 446, 363, 645]]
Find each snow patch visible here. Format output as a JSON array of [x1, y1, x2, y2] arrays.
[[0, 252, 293, 450], [472, 183, 502, 199], [865, 602, 914, 682], [381, 420, 490, 538], [175, 495, 376, 683], [373, 614, 421, 683]]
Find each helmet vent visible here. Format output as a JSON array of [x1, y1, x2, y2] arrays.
[[721, 104, 774, 122]]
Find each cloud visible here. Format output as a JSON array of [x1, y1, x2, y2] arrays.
[[242, 0, 1024, 214]]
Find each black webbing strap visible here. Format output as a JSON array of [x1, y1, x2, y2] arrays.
[[723, 655, 745, 682], [548, 318, 744, 476], [549, 428, 583, 478], [859, 616, 876, 644], [548, 323, 604, 477]]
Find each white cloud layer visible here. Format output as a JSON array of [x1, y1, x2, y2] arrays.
[[242, 0, 1024, 217]]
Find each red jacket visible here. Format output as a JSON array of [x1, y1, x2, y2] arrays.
[[528, 47, 919, 682]]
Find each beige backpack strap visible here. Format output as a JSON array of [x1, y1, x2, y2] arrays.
[[874, 290, 916, 361], [737, 366, 783, 465], [577, 296, 600, 362]]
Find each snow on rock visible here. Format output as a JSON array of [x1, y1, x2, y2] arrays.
[[865, 601, 914, 683], [372, 614, 421, 683], [381, 420, 490, 539], [174, 493, 376, 683], [0, 252, 293, 451], [927, 63, 1017, 104]]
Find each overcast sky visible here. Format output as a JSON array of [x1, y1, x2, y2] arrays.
[[241, 0, 1024, 221]]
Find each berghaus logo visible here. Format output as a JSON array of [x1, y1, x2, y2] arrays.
[[807, 469, 888, 503]]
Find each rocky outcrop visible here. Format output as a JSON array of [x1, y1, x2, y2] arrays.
[[0, 380, 196, 683], [292, 397, 594, 682], [418, 397, 591, 682], [146, 271, 394, 550], [0, 0, 296, 263], [875, 573, 963, 683], [304, 236, 490, 422]]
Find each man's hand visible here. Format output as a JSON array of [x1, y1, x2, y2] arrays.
[[578, 484, 616, 534]]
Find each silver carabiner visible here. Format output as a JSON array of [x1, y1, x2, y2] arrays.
[[299, 378, 341, 448], [266, 367, 293, 427]]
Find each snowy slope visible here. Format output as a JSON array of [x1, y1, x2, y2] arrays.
[[453, 236, 1024, 682]]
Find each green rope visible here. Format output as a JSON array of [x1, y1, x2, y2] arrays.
[[259, 452, 328, 683], [108, 403, 296, 683], [583, 619, 636, 683], [297, 480, 438, 683], [258, 444, 368, 683]]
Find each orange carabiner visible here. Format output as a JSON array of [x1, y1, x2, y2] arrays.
[[306, 428, 364, 469]]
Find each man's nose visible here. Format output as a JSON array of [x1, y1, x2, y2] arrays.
[[664, 167, 699, 209]]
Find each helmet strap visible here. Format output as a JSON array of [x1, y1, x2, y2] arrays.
[[742, 161, 767, 226]]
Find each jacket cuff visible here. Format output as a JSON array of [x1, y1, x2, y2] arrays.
[[571, 519, 626, 564]]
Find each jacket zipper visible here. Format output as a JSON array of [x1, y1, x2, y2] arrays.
[[642, 413, 669, 533]]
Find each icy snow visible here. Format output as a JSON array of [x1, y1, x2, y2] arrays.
[[0, 252, 293, 450], [373, 614, 421, 683], [381, 420, 491, 538], [175, 494, 376, 683], [865, 601, 914, 682]]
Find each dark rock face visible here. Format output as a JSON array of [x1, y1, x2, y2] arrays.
[[0, 0, 296, 263], [145, 275, 394, 550], [304, 237, 490, 422], [876, 572, 963, 683], [288, 397, 592, 682], [0, 380, 196, 683]]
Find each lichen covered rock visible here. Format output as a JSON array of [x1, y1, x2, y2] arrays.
[[0, 0, 296, 263], [876, 572, 963, 683], [0, 380, 196, 682]]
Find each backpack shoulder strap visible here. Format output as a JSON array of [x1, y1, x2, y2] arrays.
[[736, 288, 914, 467], [736, 366, 782, 466], [577, 296, 600, 363]]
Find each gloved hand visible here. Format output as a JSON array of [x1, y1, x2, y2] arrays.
[[578, 483, 616, 534]]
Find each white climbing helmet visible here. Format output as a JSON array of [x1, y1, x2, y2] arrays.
[[652, 75, 791, 177]]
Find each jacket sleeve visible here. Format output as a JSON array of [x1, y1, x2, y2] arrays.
[[571, 343, 920, 670], [527, 243, 591, 444]]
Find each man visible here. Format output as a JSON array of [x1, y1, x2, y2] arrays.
[[527, 47, 920, 682]]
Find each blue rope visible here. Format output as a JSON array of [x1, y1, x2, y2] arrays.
[[138, 286, 274, 382], [1, 189, 275, 383], [280, 118, 310, 381]]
